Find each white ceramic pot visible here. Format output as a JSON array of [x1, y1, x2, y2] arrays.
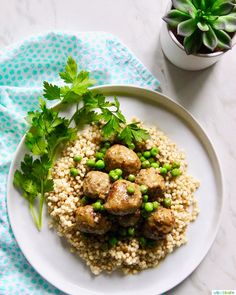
[[160, 10, 236, 71]]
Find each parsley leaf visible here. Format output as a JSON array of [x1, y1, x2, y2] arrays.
[[43, 57, 95, 104], [43, 82, 60, 101], [59, 56, 78, 83], [25, 99, 76, 158], [14, 56, 150, 231], [13, 154, 53, 230], [119, 123, 150, 145]]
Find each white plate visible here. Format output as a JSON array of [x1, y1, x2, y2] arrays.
[[7, 85, 223, 295]]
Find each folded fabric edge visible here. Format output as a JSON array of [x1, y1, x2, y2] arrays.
[[0, 31, 160, 90]]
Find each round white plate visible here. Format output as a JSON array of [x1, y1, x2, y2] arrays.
[[7, 85, 223, 295]]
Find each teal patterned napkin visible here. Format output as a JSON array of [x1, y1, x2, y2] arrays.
[[0, 31, 160, 295]]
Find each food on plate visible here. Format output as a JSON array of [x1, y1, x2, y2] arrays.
[[104, 179, 142, 215], [83, 171, 110, 200], [13, 57, 200, 275], [76, 205, 112, 235], [135, 167, 165, 197], [47, 122, 200, 275], [104, 144, 141, 175]]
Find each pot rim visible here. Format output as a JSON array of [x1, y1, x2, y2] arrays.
[[167, 27, 225, 58]]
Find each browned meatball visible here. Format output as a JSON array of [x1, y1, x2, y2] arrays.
[[135, 168, 165, 196], [143, 206, 175, 240], [104, 144, 141, 175], [118, 209, 141, 227], [104, 180, 142, 215], [83, 171, 110, 200], [76, 205, 111, 235]]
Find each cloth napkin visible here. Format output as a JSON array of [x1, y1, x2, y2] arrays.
[[0, 31, 160, 295]]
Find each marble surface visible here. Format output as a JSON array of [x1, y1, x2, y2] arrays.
[[0, 0, 235, 294]]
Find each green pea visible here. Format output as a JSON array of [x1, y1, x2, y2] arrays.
[[127, 186, 135, 194], [160, 167, 168, 175], [144, 202, 154, 212], [137, 152, 142, 158], [163, 198, 172, 208], [153, 201, 159, 209], [103, 142, 111, 148], [140, 185, 148, 194], [128, 174, 136, 182], [150, 147, 159, 156], [73, 155, 82, 162], [70, 167, 78, 177], [140, 156, 146, 162], [151, 162, 159, 168], [139, 237, 147, 247], [143, 194, 149, 202], [109, 237, 118, 247], [146, 239, 156, 248], [119, 228, 127, 236], [86, 159, 96, 168], [172, 162, 180, 168], [101, 243, 109, 251], [93, 201, 101, 211], [141, 209, 149, 219], [149, 158, 155, 163], [163, 163, 172, 171], [141, 160, 150, 168], [100, 147, 107, 154], [128, 227, 135, 236], [96, 152, 104, 160], [109, 170, 119, 181], [171, 168, 181, 177], [128, 143, 135, 150], [95, 160, 105, 170], [115, 168, 123, 176], [100, 204, 105, 211], [80, 196, 89, 205], [143, 151, 151, 158]]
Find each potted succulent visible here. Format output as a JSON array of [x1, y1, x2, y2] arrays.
[[160, 0, 236, 70]]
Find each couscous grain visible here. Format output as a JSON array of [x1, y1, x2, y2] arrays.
[[46, 122, 200, 275]]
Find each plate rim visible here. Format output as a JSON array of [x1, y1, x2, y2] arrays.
[[7, 84, 224, 295]]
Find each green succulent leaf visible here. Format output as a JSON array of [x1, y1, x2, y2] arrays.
[[163, 9, 190, 27], [202, 26, 218, 51], [164, 0, 236, 54], [192, 0, 200, 8], [197, 22, 209, 31], [178, 19, 197, 36], [172, 0, 197, 15], [183, 30, 202, 54], [192, 0, 206, 9], [211, 1, 235, 16], [213, 13, 236, 32], [214, 29, 232, 49]]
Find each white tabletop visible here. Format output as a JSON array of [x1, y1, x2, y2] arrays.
[[0, 0, 235, 294]]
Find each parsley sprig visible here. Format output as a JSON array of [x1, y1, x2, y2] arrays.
[[13, 56, 149, 230]]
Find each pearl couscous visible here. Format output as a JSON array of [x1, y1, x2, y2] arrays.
[[46, 123, 200, 275]]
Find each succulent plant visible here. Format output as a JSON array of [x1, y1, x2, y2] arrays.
[[163, 0, 236, 54]]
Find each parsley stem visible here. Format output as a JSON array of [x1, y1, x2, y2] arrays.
[[68, 102, 79, 126], [29, 202, 40, 230]]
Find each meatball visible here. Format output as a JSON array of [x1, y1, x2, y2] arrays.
[[143, 206, 175, 240], [83, 171, 110, 200], [104, 180, 142, 215], [76, 205, 111, 235], [118, 209, 141, 227], [135, 168, 165, 196], [104, 144, 141, 175]]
